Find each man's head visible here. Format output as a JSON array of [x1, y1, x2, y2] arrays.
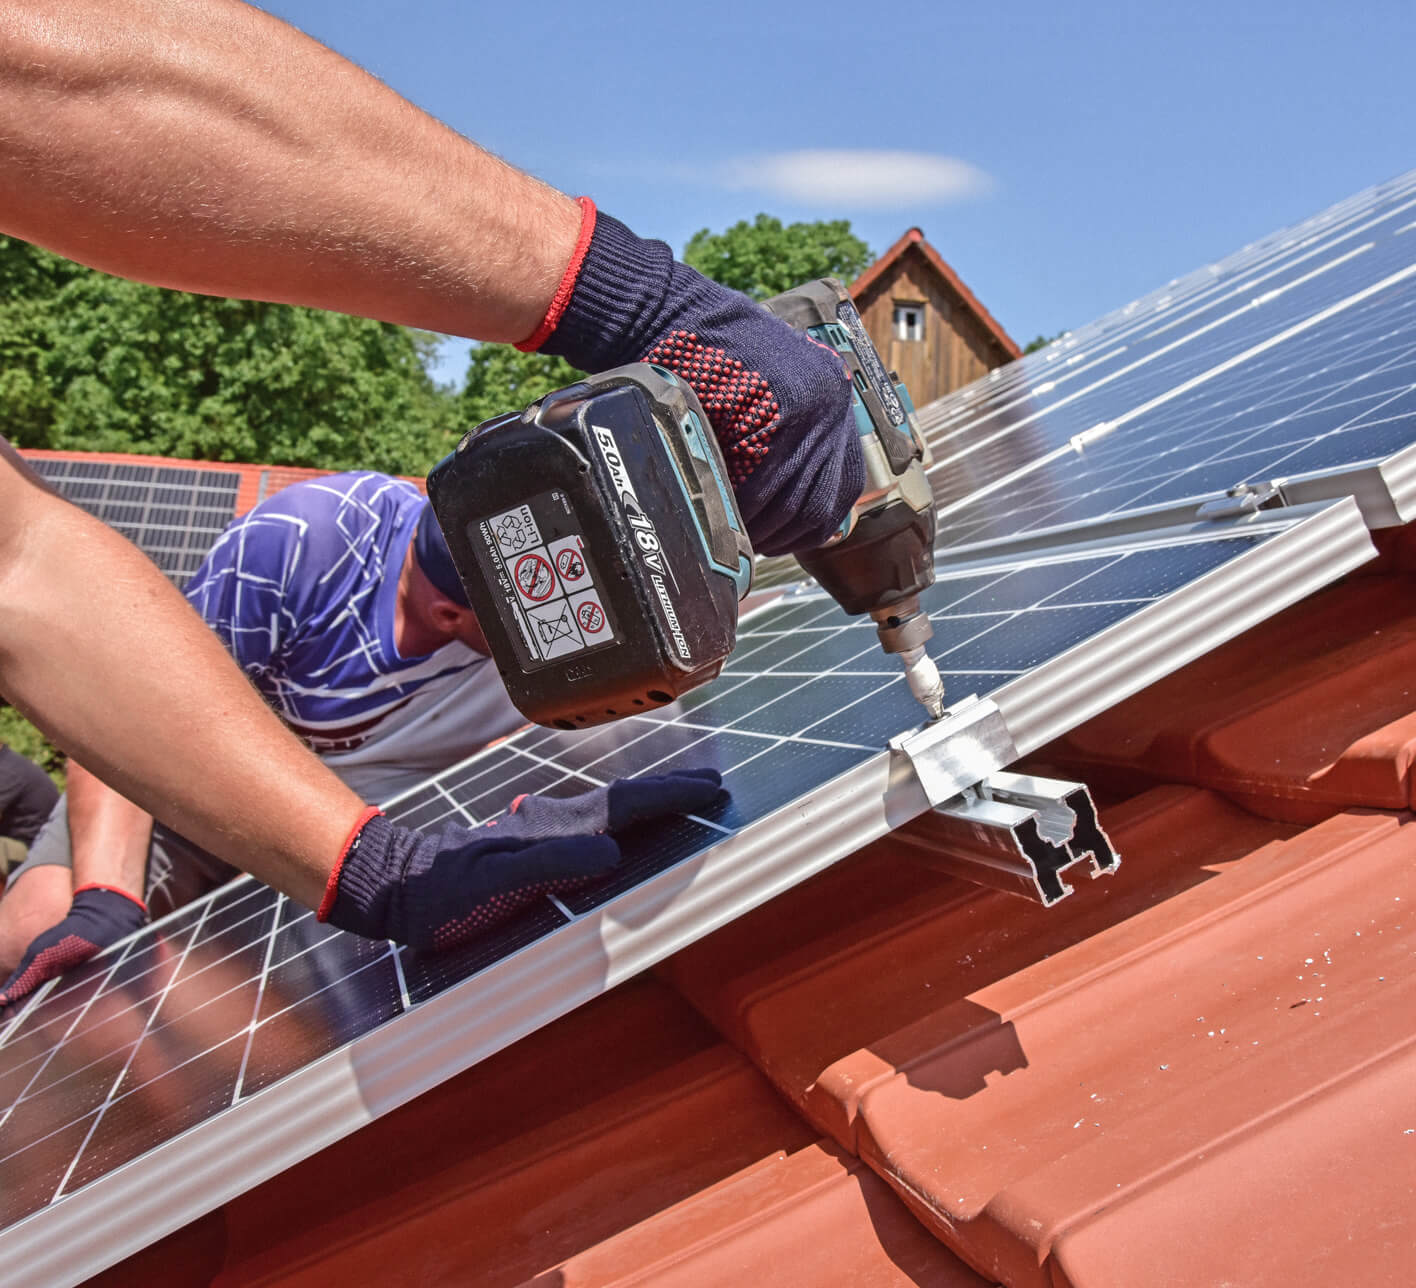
[[403, 502, 489, 655]]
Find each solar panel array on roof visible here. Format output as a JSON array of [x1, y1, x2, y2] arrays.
[[27, 457, 241, 586], [0, 499, 1374, 1285], [4, 170, 1416, 1285], [917, 169, 1416, 554]]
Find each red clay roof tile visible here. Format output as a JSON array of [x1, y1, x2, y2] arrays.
[[527, 1142, 989, 1287], [842, 806, 1416, 1284], [1040, 572, 1416, 823], [660, 787, 1299, 1147]]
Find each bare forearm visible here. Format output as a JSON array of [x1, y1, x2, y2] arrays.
[[0, 0, 579, 341], [65, 761, 153, 900], [0, 459, 358, 909]]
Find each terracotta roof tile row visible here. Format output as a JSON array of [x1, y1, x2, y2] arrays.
[[1042, 567, 1416, 824]]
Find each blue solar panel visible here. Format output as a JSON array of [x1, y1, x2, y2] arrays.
[[26, 457, 240, 586], [3, 169, 1412, 1285], [917, 171, 1416, 553]]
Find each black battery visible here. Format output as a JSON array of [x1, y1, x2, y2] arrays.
[[427, 364, 753, 730]]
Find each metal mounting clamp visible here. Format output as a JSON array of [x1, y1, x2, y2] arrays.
[[1195, 479, 1289, 521], [887, 695, 1019, 811]]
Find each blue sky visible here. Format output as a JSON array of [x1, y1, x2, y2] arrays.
[[262, 0, 1416, 385]]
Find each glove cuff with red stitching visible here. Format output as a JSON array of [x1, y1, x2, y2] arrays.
[[525, 204, 862, 555]]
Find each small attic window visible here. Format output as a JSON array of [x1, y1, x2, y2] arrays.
[[893, 303, 925, 342]]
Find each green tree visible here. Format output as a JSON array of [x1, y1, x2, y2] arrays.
[[683, 215, 872, 300], [0, 236, 461, 476], [0, 707, 64, 790], [458, 344, 585, 430], [1023, 332, 1065, 354]]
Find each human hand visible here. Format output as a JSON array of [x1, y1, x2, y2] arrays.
[[0, 885, 148, 1007], [319, 769, 725, 950], [525, 201, 862, 556]]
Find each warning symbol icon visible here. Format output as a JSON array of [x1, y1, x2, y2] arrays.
[[569, 589, 614, 643], [536, 606, 576, 646], [550, 535, 591, 590], [556, 547, 585, 582], [577, 602, 604, 634], [525, 600, 585, 659], [512, 551, 556, 603]]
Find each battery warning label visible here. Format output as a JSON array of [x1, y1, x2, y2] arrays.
[[512, 550, 556, 605], [479, 497, 617, 666], [491, 504, 542, 555]]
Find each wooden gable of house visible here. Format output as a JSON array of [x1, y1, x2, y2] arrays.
[[851, 229, 1018, 409]]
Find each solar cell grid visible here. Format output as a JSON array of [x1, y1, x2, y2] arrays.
[[916, 173, 1416, 553], [920, 171, 1416, 445], [28, 457, 241, 585], [933, 277, 1416, 549], [2, 173, 1410, 1286], [0, 520, 1311, 1252]]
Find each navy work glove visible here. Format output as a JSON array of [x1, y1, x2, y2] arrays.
[[319, 769, 724, 951], [520, 199, 862, 556], [0, 884, 148, 1007]]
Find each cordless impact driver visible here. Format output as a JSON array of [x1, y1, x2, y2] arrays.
[[426, 278, 943, 731]]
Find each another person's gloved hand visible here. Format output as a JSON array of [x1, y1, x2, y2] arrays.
[[0, 884, 148, 1007], [520, 199, 862, 556], [320, 769, 724, 951]]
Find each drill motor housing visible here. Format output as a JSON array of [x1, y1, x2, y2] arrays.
[[763, 279, 937, 642]]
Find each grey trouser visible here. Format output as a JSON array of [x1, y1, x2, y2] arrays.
[[5, 794, 239, 918]]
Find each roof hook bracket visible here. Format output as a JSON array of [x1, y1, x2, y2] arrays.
[[895, 771, 1120, 906]]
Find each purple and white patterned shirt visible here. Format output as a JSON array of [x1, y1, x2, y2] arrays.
[[184, 472, 525, 802]]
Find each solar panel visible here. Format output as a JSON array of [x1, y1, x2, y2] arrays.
[[27, 457, 241, 586], [916, 170, 1416, 555], [0, 495, 1374, 1286], [4, 170, 1415, 1284]]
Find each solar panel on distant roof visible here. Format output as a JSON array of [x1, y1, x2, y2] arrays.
[[5, 168, 1416, 1284], [27, 458, 240, 586]]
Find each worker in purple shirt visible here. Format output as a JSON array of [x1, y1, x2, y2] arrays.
[[0, 472, 539, 996], [0, 0, 860, 1000]]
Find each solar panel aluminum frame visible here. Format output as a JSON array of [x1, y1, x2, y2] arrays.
[[919, 439, 1416, 571], [0, 495, 1375, 1288]]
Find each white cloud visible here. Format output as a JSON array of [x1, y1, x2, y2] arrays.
[[717, 150, 994, 209]]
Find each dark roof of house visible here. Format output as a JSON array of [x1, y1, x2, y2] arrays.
[[851, 227, 1021, 360]]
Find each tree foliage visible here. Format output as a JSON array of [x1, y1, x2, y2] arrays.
[[1, 213, 876, 477], [0, 708, 64, 790], [458, 344, 585, 431], [0, 237, 460, 476], [683, 214, 873, 300]]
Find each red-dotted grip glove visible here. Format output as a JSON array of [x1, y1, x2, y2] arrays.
[[0, 884, 148, 1007], [319, 770, 724, 951], [521, 200, 862, 556]]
